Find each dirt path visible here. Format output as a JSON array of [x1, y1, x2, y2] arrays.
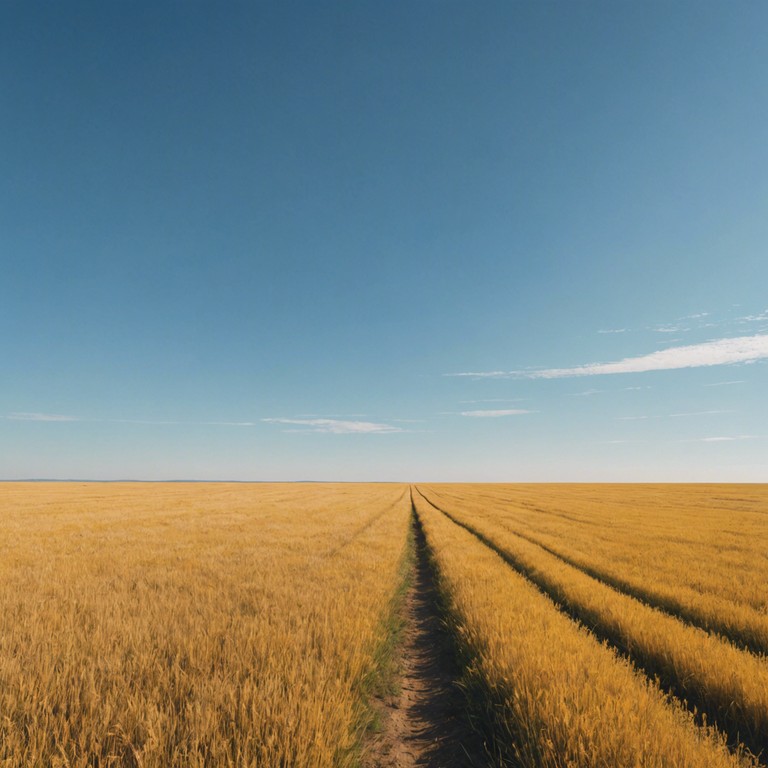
[[363, 509, 488, 768]]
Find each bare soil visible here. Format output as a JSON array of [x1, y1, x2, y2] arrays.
[[362, 514, 489, 768]]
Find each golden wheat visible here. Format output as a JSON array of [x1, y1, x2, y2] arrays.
[[0, 482, 411, 768], [412, 490, 751, 768], [423, 483, 768, 653], [4, 481, 763, 767], [418, 483, 768, 757]]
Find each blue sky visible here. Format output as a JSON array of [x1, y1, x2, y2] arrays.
[[2, 1, 767, 481]]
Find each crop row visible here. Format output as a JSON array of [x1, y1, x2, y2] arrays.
[[422, 483, 768, 654], [416, 485, 768, 760], [411, 489, 750, 768]]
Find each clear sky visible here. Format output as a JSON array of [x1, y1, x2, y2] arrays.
[[2, 1, 767, 481]]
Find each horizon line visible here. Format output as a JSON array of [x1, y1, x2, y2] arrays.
[[2, 479, 766, 485]]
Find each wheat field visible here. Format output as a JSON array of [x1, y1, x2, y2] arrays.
[[416, 484, 768, 757], [1, 482, 765, 766], [0, 483, 411, 767]]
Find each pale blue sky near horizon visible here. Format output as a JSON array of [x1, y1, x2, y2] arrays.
[[2, 1, 767, 481]]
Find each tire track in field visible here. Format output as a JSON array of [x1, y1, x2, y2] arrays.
[[323, 489, 409, 560], [413, 487, 766, 764], [430, 486, 768, 656], [364, 492, 489, 768], [484, 519, 768, 658], [430, 491, 768, 658]]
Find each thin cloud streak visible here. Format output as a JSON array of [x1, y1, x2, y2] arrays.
[[9, 415, 281, 428], [460, 409, 531, 418], [447, 334, 768, 380], [7, 412, 77, 422], [88, 418, 260, 427], [262, 417, 402, 434], [704, 380, 745, 387], [737, 310, 768, 323], [616, 410, 733, 421], [6, 413, 402, 432], [447, 370, 510, 379]]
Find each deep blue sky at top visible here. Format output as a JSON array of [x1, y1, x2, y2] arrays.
[[2, 1, 767, 480]]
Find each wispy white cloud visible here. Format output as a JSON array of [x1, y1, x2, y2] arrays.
[[597, 313, 717, 337], [6, 412, 77, 422], [290, 413, 368, 419], [102, 418, 261, 427], [5, 412, 271, 426], [447, 334, 768, 380], [650, 312, 711, 335], [6, 413, 403, 433], [262, 417, 402, 434], [531, 335, 768, 378], [616, 410, 733, 421], [208, 421, 259, 426], [570, 389, 604, 397], [448, 370, 510, 379], [736, 309, 768, 324], [460, 409, 531, 418], [640, 308, 768, 339], [605, 436, 757, 445], [703, 380, 745, 387]]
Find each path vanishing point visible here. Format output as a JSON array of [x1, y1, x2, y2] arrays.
[[363, 502, 489, 768]]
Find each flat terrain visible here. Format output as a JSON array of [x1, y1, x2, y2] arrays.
[[0, 483, 411, 767], [1, 482, 766, 767], [362, 510, 487, 768]]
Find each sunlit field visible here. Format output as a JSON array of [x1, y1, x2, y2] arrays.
[[0, 483, 411, 767], [1, 482, 765, 767], [415, 484, 768, 767]]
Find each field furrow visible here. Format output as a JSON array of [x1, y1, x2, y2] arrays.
[[362, 497, 488, 768], [426, 484, 768, 615], [411, 490, 751, 768], [416, 486, 768, 759], [490, 521, 768, 656], [428, 483, 768, 655]]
